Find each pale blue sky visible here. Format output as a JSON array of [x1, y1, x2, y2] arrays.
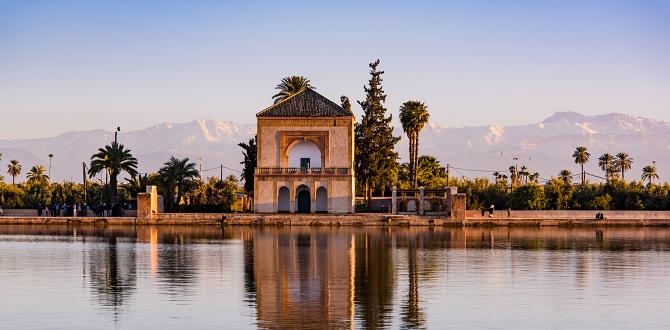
[[1, 0, 669, 139]]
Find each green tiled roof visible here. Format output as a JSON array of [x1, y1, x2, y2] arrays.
[[256, 88, 353, 117]]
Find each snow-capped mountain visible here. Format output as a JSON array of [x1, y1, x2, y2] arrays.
[[1, 112, 669, 183]]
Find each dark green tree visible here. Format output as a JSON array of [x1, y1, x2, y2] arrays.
[[158, 157, 200, 211], [399, 100, 430, 188], [238, 136, 257, 194], [355, 59, 400, 204], [88, 142, 138, 205], [340, 95, 352, 113]]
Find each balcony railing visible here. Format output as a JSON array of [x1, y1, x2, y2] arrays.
[[255, 167, 351, 175]]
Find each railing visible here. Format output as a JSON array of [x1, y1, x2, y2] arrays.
[[255, 167, 351, 175]]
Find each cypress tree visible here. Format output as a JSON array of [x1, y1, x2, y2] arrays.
[[355, 59, 400, 205]]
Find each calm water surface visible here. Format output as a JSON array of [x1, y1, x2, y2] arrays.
[[1, 224, 670, 329]]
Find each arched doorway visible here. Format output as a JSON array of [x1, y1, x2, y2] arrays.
[[296, 185, 311, 213], [316, 187, 327, 213], [278, 186, 290, 213]]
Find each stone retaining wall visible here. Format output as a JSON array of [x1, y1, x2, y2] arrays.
[[468, 210, 670, 220]]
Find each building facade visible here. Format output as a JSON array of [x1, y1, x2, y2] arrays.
[[254, 88, 355, 213]]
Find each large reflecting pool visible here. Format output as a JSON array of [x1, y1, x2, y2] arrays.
[[1, 224, 670, 329]]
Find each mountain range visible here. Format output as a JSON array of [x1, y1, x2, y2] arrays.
[[1, 112, 669, 183]]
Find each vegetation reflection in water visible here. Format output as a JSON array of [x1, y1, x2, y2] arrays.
[[1, 225, 670, 329]]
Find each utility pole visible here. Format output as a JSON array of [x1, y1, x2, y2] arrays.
[[220, 164, 223, 181], [199, 157, 203, 175], [114, 127, 120, 143], [82, 162, 88, 204], [446, 163, 450, 186]]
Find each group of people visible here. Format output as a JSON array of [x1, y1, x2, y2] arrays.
[[34, 202, 132, 217]]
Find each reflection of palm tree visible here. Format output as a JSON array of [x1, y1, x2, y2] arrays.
[[355, 232, 395, 329], [88, 235, 137, 319], [158, 243, 198, 296], [401, 238, 425, 329]]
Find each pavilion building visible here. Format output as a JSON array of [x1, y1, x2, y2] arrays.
[[254, 88, 355, 213]]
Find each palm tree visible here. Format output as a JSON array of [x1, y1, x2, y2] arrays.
[[493, 171, 500, 184], [158, 157, 200, 211], [272, 76, 314, 103], [529, 172, 540, 184], [399, 101, 430, 188], [558, 169, 573, 184], [598, 153, 615, 181], [124, 173, 152, 198], [519, 166, 530, 184], [614, 152, 633, 181], [509, 166, 518, 188], [641, 164, 659, 185], [572, 146, 590, 185], [415, 155, 446, 188], [88, 141, 138, 205], [26, 165, 49, 185], [7, 160, 22, 185]]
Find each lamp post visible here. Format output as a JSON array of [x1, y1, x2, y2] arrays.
[[114, 127, 120, 143], [48, 154, 53, 182]]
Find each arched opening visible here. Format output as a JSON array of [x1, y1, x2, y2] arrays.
[[288, 141, 322, 168], [296, 185, 311, 213], [278, 186, 290, 213], [316, 187, 327, 213]]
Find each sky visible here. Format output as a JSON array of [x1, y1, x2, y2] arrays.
[[1, 0, 669, 139]]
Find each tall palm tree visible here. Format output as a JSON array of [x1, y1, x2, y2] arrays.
[[492, 171, 500, 184], [558, 169, 573, 184], [529, 172, 540, 184], [641, 164, 659, 185], [509, 166, 518, 188], [572, 146, 590, 185], [88, 141, 138, 205], [399, 101, 430, 188], [26, 165, 49, 185], [158, 157, 200, 211], [614, 152, 633, 181], [272, 76, 314, 103], [598, 153, 615, 181], [7, 160, 22, 185]]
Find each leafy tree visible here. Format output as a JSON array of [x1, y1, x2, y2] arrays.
[[354, 59, 400, 204], [614, 152, 633, 181], [399, 100, 430, 188], [416, 155, 447, 188], [50, 182, 85, 204], [641, 164, 659, 185], [158, 156, 200, 211], [0, 183, 24, 208], [510, 184, 546, 210], [272, 76, 314, 103], [340, 96, 352, 113], [238, 136, 257, 194], [184, 176, 240, 212], [544, 178, 574, 209], [572, 146, 590, 185], [88, 142, 138, 206], [7, 160, 22, 185]]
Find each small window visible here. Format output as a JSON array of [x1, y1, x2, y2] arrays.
[[300, 158, 311, 168]]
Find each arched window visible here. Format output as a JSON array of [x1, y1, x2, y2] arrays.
[[288, 141, 322, 168]]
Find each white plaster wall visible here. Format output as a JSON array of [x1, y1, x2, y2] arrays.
[[288, 141, 322, 167]]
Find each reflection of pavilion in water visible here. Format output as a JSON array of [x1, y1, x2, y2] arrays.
[[244, 228, 450, 329], [246, 229, 358, 329]]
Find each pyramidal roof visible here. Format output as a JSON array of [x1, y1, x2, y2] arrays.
[[256, 88, 353, 118]]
